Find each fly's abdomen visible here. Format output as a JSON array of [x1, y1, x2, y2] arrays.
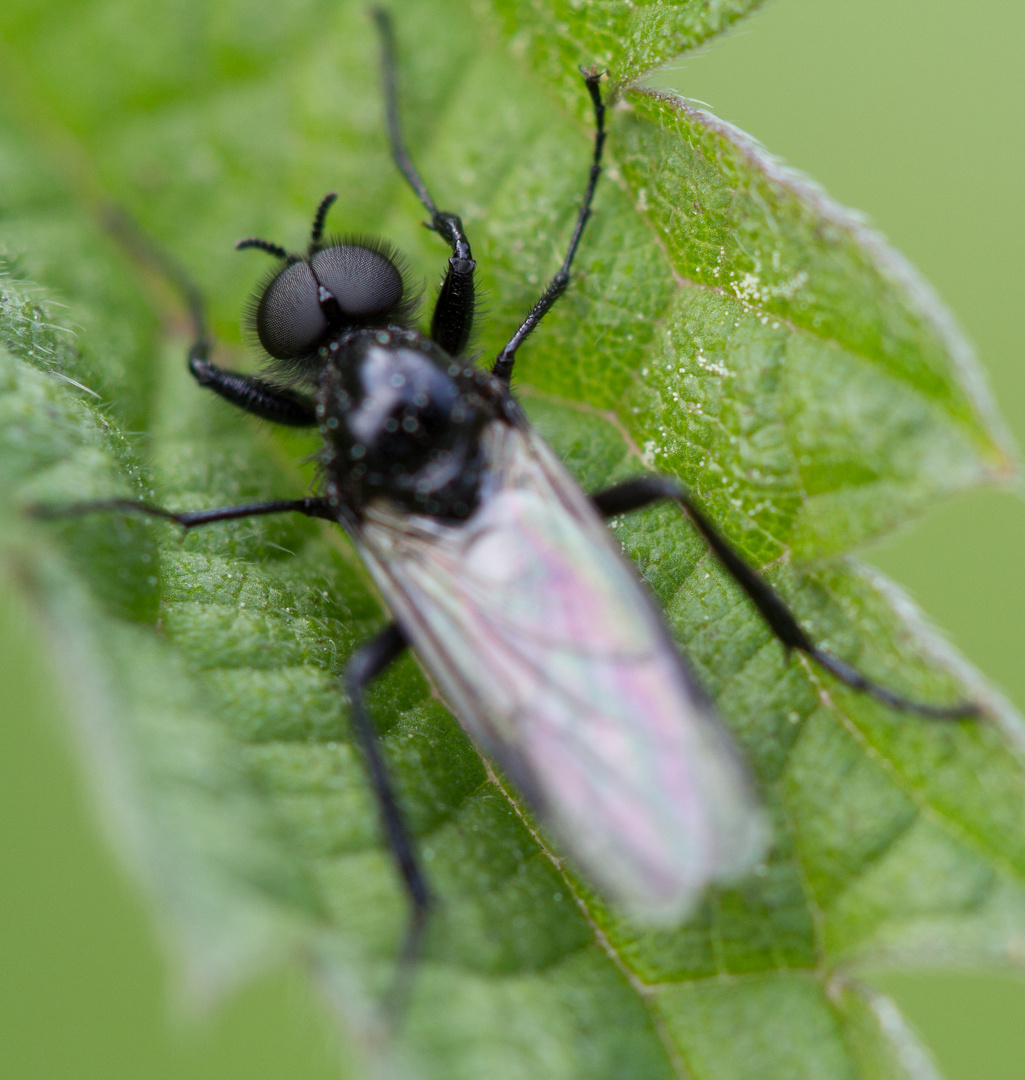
[[354, 420, 767, 923]]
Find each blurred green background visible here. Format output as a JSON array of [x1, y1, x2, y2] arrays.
[[2, 1, 1023, 1077], [661, 4, 1025, 1077]]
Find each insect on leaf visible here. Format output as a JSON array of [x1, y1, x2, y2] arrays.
[[0, 1, 1023, 1079]]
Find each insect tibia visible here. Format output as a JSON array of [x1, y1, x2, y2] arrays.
[[809, 648, 981, 720]]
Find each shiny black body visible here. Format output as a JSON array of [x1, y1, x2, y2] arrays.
[[316, 327, 503, 520], [232, 185, 512, 521]]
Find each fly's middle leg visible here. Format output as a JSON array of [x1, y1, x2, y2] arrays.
[[29, 497, 336, 529], [592, 475, 980, 720], [34, 491, 435, 1008]]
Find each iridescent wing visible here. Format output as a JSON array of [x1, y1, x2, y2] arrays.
[[351, 419, 767, 923]]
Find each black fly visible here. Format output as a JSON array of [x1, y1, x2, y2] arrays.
[[37, 8, 979, 1009]]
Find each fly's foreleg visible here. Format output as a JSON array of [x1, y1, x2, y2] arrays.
[[425, 212, 476, 359], [372, 11, 476, 357], [491, 67, 607, 385], [592, 475, 980, 720], [343, 622, 432, 1011], [103, 204, 317, 428], [188, 355, 318, 427]]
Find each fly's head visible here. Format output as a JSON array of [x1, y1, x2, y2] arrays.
[[239, 197, 420, 387], [317, 329, 498, 520]]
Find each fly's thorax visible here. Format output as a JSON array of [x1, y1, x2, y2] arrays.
[[317, 327, 500, 519]]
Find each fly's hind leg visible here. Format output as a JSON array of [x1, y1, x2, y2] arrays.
[[343, 622, 433, 1013], [592, 475, 980, 720]]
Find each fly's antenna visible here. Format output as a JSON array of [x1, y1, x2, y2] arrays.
[[237, 192, 339, 260], [310, 191, 338, 248], [235, 237, 292, 260]]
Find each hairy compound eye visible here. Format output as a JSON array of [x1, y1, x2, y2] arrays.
[[256, 260, 327, 359], [311, 245, 403, 317]]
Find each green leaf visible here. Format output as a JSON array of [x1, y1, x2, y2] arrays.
[[1, 1, 1022, 1078]]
